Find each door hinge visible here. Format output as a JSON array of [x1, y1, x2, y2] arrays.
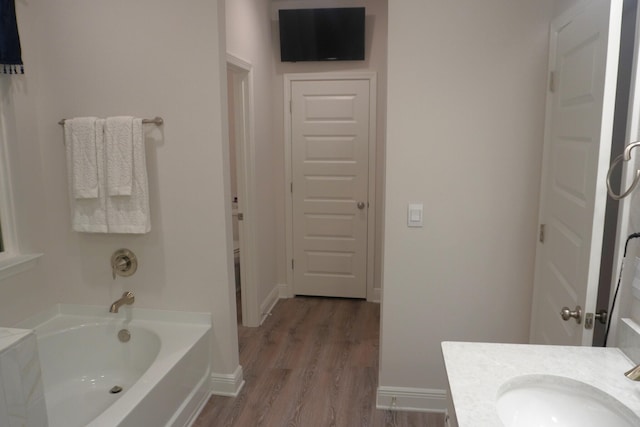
[[289, 100, 292, 113], [237, 213, 244, 221], [539, 224, 545, 243], [290, 182, 293, 193], [549, 71, 556, 93], [291, 259, 294, 269]]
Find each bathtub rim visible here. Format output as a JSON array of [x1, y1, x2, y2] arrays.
[[16, 303, 212, 330]]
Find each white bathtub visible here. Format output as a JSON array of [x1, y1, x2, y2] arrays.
[[18, 305, 211, 427]]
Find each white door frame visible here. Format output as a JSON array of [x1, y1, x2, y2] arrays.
[[227, 54, 260, 327], [284, 72, 377, 301]]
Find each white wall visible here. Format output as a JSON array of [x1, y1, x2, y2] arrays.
[[225, 0, 279, 310], [380, 0, 554, 405], [3, 0, 240, 379], [618, 158, 640, 332], [271, 0, 388, 297], [623, 186, 640, 323]]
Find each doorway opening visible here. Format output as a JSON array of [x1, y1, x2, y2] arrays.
[[226, 54, 260, 327], [594, 0, 638, 346], [530, 0, 626, 346]]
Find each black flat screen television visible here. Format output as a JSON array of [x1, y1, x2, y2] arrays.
[[278, 8, 365, 62]]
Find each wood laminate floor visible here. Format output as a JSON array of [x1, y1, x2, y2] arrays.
[[194, 297, 445, 427]]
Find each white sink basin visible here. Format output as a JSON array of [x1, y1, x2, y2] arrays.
[[496, 374, 640, 427]]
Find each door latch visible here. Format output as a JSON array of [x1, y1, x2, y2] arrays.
[[584, 309, 608, 330], [585, 313, 593, 329]]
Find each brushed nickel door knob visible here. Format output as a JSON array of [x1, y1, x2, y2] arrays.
[[560, 305, 582, 324]]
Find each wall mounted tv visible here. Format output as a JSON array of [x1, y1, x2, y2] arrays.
[[278, 8, 365, 62]]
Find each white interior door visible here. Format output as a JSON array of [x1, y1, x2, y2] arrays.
[[530, 0, 623, 345], [290, 79, 370, 298]]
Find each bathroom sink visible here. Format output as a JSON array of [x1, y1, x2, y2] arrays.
[[496, 375, 640, 427]]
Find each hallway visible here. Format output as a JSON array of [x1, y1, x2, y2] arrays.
[[194, 297, 445, 426]]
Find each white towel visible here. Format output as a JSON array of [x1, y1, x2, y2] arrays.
[[106, 118, 151, 234], [105, 116, 134, 196], [64, 117, 98, 199], [66, 119, 108, 232]]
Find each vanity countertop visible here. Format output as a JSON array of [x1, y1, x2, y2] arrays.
[[441, 341, 640, 426]]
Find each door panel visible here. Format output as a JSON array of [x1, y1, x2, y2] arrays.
[[530, 0, 622, 345], [291, 79, 370, 298]]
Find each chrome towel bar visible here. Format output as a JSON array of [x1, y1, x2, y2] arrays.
[[607, 141, 640, 200], [58, 116, 164, 126]]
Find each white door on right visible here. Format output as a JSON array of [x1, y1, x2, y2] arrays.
[[530, 0, 623, 346]]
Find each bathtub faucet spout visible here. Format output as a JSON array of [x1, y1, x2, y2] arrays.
[[110, 291, 135, 313]]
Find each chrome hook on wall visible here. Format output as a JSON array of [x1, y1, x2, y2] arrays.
[[607, 141, 640, 200]]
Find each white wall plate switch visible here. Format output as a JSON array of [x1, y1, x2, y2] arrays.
[[407, 203, 423, 227]]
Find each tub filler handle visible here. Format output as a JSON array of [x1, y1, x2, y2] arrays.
[[111, 249, 138, 279]]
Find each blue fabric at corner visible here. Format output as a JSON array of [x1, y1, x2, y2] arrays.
[[0, 0, 23, 74]]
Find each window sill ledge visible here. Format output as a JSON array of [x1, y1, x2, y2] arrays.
[[0, 253, 43, 281]]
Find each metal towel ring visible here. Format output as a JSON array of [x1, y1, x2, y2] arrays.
[[607, 141, 640, 200]]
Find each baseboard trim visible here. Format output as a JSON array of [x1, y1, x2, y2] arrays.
[[370, 287, 381, 303], [210, 365, 245, 397], [376, 386, 447, 413], [260, 285, 280, 325], [278, 283, 293, 299]]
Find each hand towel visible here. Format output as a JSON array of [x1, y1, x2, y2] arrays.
[[106, 118, 151, 234], [105, 116, 134, 196], [66, 119, 108, 232], [64, 117, 99, 199]]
